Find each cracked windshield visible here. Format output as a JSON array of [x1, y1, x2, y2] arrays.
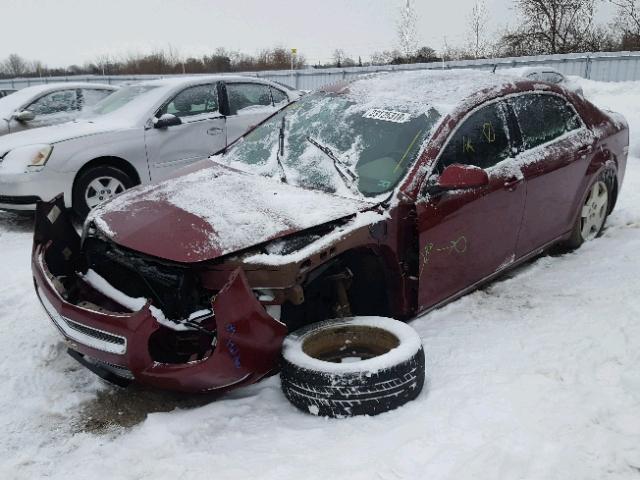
[[221, 91, 440, 198]]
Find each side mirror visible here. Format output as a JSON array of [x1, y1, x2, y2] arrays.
[[153, 113, 182, 129], [438, 164, 489, 190], [13, 110, 36, 122]]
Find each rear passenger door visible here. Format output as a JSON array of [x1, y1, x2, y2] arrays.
[[508, 93, 595, 257], [224, 83, 283, 144], [416, 100, 526, 310]]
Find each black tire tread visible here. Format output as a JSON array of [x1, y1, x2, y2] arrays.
[[281, 342, 425, 417]]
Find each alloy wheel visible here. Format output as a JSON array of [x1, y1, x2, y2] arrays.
[[580, 180, 608, 241], [84, 176, 126, 209]]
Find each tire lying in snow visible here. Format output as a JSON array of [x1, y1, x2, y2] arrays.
[[280, 317, 425, 417]]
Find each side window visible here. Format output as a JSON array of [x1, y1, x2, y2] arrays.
[[160, 84, 218, 118], [438, 102, 511, 171], [80, 89, 113, 109], [227, 83, 274, 115], [510, 94, 581, 150], [27, 89, 79, 115], [271, 87, 288, 106]]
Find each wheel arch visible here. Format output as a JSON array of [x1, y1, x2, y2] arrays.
[[72, 156, 142, 205], [281, 245, 402, 331]]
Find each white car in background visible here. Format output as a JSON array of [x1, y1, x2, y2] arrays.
[[0, 83, 118, 136], [0, 76, 301, 216], [501, 67, 584, 95]]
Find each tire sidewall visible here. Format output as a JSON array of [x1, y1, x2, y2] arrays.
[[566, 169, 613, 249], [73, 166, 133, 218], [280, 317, 425, 417]]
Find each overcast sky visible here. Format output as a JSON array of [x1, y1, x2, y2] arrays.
[[0, 0, 617, 67]]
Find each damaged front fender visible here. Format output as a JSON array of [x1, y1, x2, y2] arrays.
[[139, 268, 288, 392]]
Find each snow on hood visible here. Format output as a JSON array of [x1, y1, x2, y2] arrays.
[[0, 120, 127, 156], [87, 162, 377, 263]]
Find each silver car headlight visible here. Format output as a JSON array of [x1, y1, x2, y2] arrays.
[[2, 144, 53, 173]]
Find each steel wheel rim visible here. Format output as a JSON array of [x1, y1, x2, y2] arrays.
[[85, 176, 126, 209], [580, 180, 608, 241]]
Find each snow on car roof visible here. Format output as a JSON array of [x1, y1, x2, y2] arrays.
[[329, 69, 520, 117], [136, 75, 294, 89]]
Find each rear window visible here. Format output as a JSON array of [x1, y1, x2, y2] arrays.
[[510, 94, 581, 150]]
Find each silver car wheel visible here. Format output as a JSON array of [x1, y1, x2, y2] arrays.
[[580, 180, 608, 241], [85, 176, 126, 209]]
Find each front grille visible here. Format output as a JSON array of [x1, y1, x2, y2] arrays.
[[37, 286, 127, 355], [63, 317, 126, 348], [0, 195, 42, 205]]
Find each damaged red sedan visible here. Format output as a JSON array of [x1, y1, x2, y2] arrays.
[[32, 70, 628, 393]]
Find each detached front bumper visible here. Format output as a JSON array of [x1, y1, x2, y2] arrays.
[[32, 196, 288, 393]]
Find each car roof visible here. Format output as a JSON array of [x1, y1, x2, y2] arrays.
[[13, 82, 118, 94], [320, 69, 526, 117], [135, 75, 295, 90]]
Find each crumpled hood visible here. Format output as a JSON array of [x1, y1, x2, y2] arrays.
[[0, 120, 128, 156], [88, 162, 377, 263]]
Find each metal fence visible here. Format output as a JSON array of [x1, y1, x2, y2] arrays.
[[4, 51, 640, 91]]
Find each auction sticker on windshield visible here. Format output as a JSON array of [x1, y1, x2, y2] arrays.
[[363, 109, 412, 123]]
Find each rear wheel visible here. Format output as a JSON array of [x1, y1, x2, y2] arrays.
[[565, 175, 610, 249], [73, 166, 134, 218]]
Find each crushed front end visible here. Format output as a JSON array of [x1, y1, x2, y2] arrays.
[[32, 196, 287, 393]]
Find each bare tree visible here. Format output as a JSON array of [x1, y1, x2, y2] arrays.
[[500, 0, 597, 55], [397, 0, 418, 58], [4, 54, 29, 76], [609, 0, 640, 35], [332, 49, 346, 67], [608, 1, 640, 48], [467, 1, 490, 58]]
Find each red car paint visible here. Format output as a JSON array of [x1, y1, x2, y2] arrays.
[[32, 78, 629, 393]]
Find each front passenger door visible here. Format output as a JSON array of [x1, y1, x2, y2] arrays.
[[144, 83, 226, 181], [416, 101, 526, 310]]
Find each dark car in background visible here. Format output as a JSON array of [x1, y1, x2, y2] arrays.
[[32, 69, 628, 393], [0, 89, 16, 98]]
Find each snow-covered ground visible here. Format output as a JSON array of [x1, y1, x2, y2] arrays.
[[1, 79, 639, 480]]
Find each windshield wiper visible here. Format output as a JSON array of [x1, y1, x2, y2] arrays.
[[305, 136, 357, 189], [276, 115, 288, 183]]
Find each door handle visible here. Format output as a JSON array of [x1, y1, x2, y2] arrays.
[[503, 176, 523, 191]]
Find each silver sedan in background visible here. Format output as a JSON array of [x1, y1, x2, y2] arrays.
[[0, 76, 301, 216], [0, 83, 118, 136]]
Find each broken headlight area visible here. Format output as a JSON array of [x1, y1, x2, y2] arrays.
[[77, 236, 218, 364], [81, 235, 210, 320]]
